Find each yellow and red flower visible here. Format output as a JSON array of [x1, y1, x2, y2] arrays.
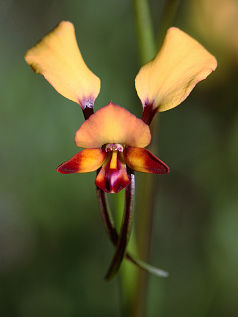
[[25, 21, 217, 279], [25, 21, 216, 193], [56, 102, 168, 193]]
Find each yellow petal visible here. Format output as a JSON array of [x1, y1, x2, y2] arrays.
[[25, 21, 100, 108], [75, 102, 151, 148], [135, 27, 217, 113]]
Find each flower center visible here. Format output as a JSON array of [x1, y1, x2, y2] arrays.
[[95, 143, 128, 193], [105, 143, 124, 152]]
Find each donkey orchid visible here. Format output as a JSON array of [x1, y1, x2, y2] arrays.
[[25, 21, 217, 279], [57, 102, 168, 193]]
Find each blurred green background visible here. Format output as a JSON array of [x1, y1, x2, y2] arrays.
[[1, 0, 238, 316]]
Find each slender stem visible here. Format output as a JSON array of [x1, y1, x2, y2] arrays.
[[132, 1, 158, 316], [105, 172, 135, 280], [157, 0, 181, 48], [132, 1, 180, 315], [133, 0, 156, 64]]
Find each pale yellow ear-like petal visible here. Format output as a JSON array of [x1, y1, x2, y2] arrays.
[[135, 27, 217, 113], [25, 21, 100, 108]]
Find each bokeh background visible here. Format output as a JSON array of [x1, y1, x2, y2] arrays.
[[1, 0, 238, 316]]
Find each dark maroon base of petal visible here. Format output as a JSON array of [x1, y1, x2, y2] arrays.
[[142, 101, 158, 125]]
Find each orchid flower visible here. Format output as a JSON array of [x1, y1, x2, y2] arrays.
[[57, 102, 168, 193], [25, 21, 217, 279]]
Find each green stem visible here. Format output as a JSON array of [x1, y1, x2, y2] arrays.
[[133, 0, 156, 64], [131, 1, 158, 316], [132, 120, 159, 317], [157, 0, 181, 48], [131, 1, 181, 315]]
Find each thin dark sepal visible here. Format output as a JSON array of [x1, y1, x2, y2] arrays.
[[104, 170, 135, 281], [96, 186, 118, 244], [96, 186, 169, 278]]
